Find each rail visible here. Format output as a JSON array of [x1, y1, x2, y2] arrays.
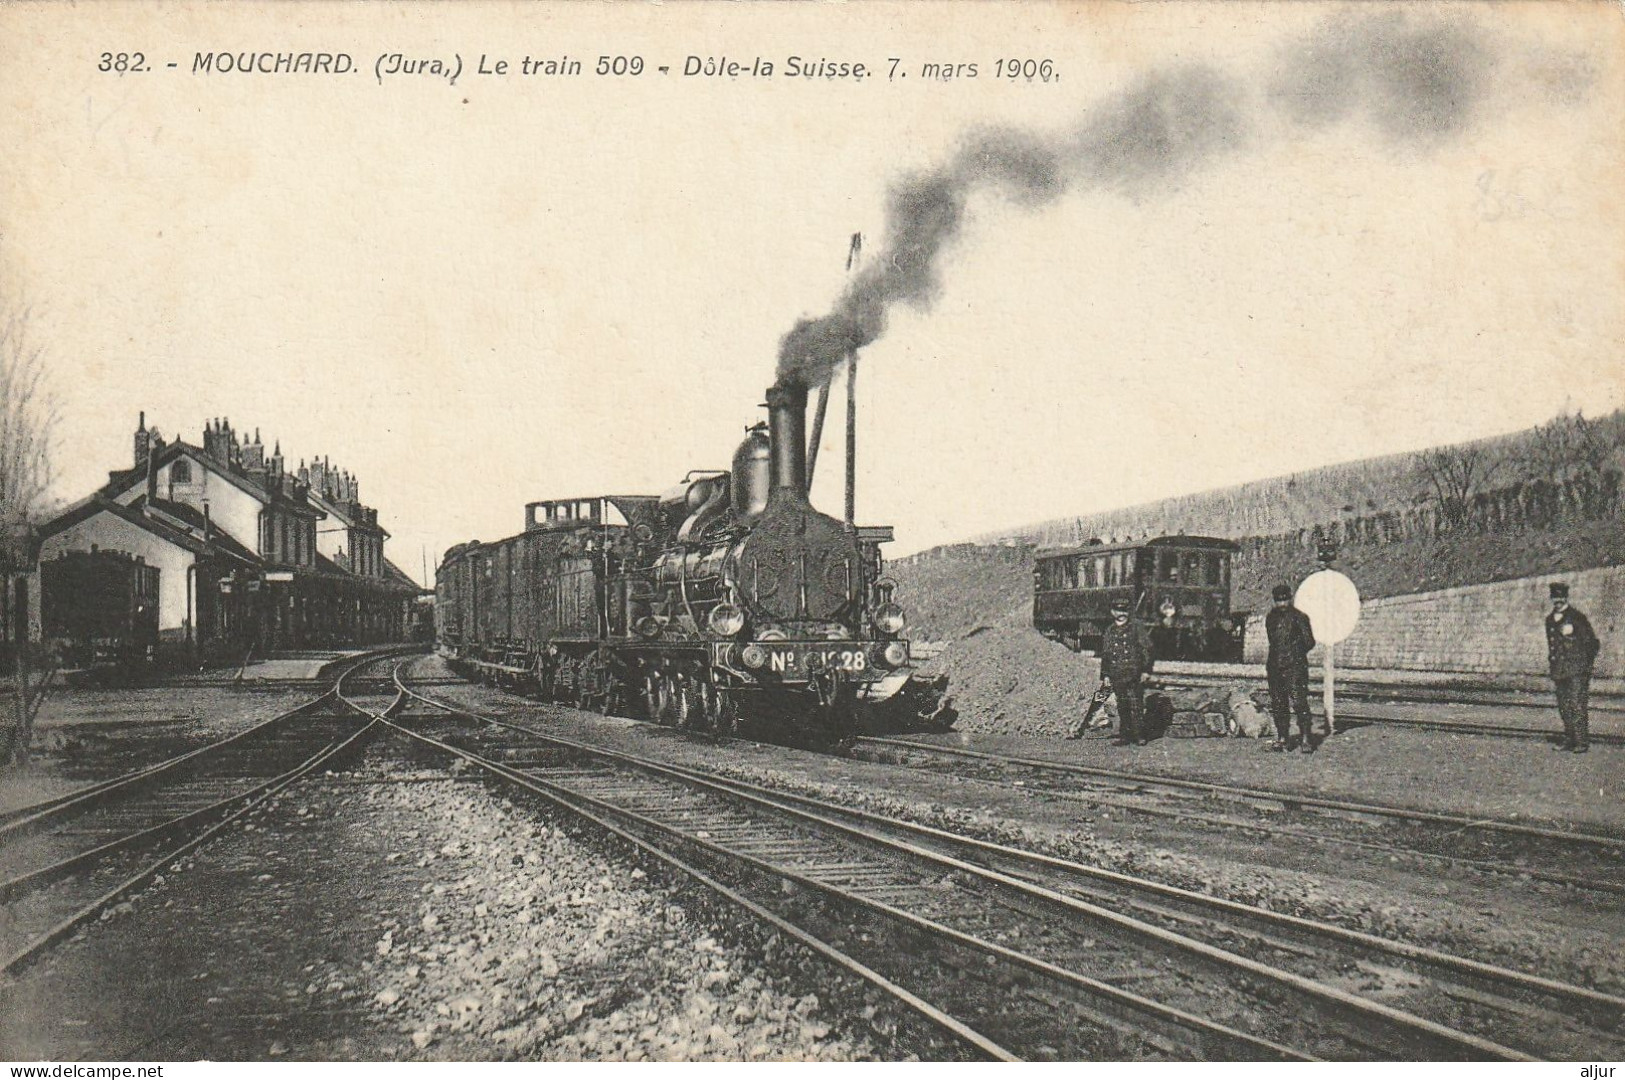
[[0, 649, 411, 976], [377, 671, 1548, 1061]]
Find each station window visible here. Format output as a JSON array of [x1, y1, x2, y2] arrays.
[[171, 459, 192, 484]]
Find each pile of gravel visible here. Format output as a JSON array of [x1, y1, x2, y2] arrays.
[[351, 770, 886, 1061], [918, 627, 1260, 738], [917, 628, 1102, 738]]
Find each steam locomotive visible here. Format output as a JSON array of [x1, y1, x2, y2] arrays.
[[437, 382, 942, 738]]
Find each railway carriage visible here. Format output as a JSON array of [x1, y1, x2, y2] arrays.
[[1033, 535, 1246, 662], [438, 383, 940, 739]]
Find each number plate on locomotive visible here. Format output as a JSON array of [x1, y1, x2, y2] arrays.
[[764, 646, 870, 674]]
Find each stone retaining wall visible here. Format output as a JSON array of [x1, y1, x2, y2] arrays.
[[1242, 566, 1624, 678]]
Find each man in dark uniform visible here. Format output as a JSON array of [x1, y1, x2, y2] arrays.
[[1546, 583, 1601, 753], [1100, 597, 1155, 746], [1265, 583, 1319, 753]]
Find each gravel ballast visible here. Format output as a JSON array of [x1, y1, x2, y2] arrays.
[[355, 755, 889, 1060], [0, 739, 898, 1061]]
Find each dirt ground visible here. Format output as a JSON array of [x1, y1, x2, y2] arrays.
[[1, 685, 311, 814]]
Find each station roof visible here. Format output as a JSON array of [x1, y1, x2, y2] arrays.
[[35, 494, 259, 568], [1035, 535, 1240, 560]]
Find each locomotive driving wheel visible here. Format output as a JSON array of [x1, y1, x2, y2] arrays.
[[599, 667, 623, 716], [574, 651, 608, 713], [675, 675, 703, 732], [638, 669, 663, 722], [655, 671, 682, 727], [699, 681, 739, 737]]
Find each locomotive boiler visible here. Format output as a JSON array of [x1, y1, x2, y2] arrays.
[[437, 381, 938, 739]]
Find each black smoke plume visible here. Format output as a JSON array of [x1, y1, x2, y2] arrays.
[[775, 12, 1537, 391]]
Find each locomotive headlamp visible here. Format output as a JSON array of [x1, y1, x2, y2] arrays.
[[874, 603, 906, 635], [708, 604, 746, 637], [883, 641, 909, 668], [740, 643, 769, 670]]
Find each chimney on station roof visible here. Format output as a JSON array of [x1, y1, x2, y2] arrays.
[[203, 418, 236, 463], [133, 411, 150, 469], [242, 427, 265, 471], [145, 436, 159, 505]]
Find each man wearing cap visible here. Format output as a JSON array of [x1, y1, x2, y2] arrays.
[[1100, 597, 1155, 745], [1546, 583, 1600, 753], [1265, 583, 1320, 753]]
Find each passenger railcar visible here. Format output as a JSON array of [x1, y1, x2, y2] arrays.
[[437, 382, 934, 738], [39, 549, 161, 671], [1033, 535, 1246, 662]]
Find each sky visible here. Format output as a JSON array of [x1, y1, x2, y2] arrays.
[[1, 2, 1621, 582]]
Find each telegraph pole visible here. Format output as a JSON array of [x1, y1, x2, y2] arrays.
[[844, 232, 861, 527]]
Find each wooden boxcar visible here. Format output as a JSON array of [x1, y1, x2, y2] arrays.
[[39, 549, 161, 670]]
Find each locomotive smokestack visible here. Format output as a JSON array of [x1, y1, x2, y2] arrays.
[[766, 382, 808, 495]]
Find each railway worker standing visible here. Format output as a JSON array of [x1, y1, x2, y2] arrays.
[[1265, 583, 1319, 753], [1100, 597, 1155, 746], [1546, 583, 1601, 754]]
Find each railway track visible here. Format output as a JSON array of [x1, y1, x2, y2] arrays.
[[1154, 667, 1625, 713], [1323, 708, 1624, 746], [851, 737, 1625, 897], [1149, 674, 1623, 745], [375, 667, 1571, 1061], [0, 648, 414, 977], [659, 761, 1625, 1061]]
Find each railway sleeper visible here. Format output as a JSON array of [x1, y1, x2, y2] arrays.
[[542, 783, 1302, 1060]]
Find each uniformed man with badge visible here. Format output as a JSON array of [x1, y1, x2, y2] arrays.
[[1100, 597, 1155, 746], [1265, 583, 1320, 753], [1546, 583, 1601, 754]]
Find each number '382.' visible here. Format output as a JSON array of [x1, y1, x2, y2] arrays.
[[99, 52, 149, 72]]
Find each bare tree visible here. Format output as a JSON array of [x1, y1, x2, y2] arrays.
[[0, 303, 59, 766], [1412, 442, 1502, 529], [1523, 408, 1617, 482], [1514, 408, 1625, 521]]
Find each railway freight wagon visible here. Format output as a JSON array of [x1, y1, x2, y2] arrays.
[[39, 549, 161, 671], [438, 382, 948, 739], [1033, 535, 1247, 662]]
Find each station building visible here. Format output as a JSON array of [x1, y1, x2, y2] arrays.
[[25, 415, 423, 665]]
